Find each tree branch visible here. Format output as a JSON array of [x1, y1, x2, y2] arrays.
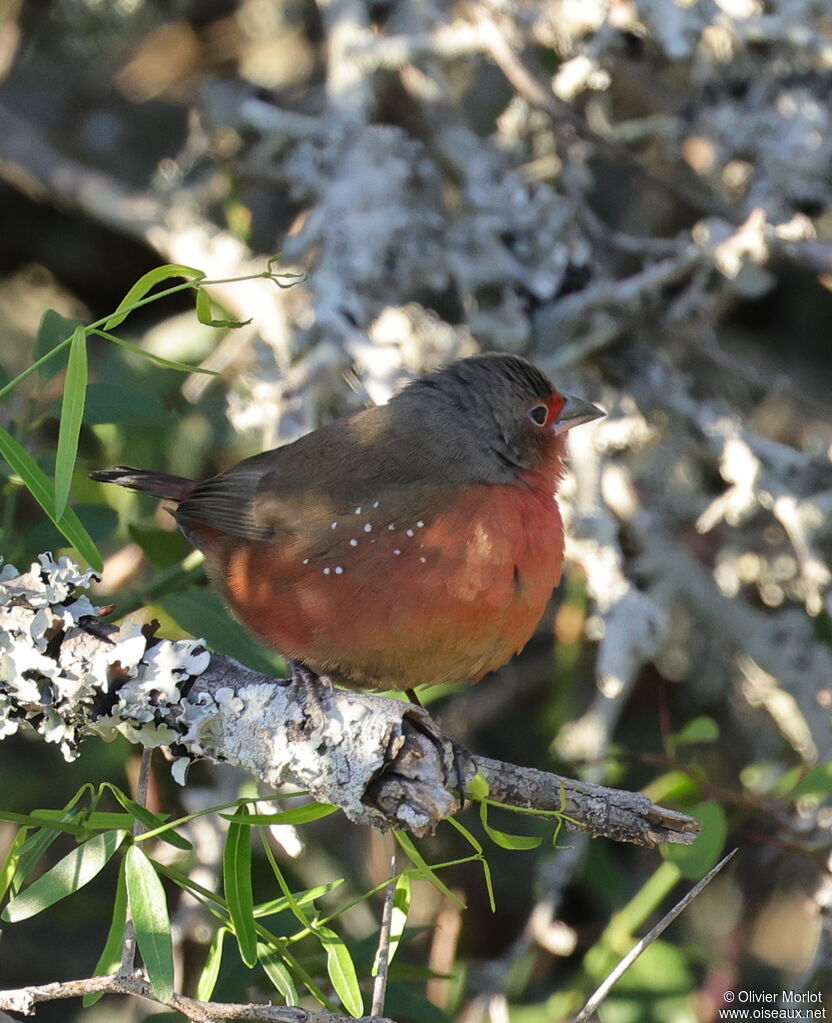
[[0, 970, 394, 1022], [0, 554, 699, 847]]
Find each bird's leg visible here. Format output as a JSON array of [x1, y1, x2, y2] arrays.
[[290, 661, 333, 731], [405, 688, 423, 708]]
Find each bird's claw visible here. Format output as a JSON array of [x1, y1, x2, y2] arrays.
[[290, 662, 333, 731]]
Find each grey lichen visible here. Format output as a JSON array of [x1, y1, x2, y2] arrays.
[[0, 554, 211, 760]]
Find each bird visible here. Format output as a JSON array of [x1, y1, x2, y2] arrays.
[[91, 354, 603, 696]]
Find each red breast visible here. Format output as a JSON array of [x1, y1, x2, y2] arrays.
[[91, 354, 604, 691]]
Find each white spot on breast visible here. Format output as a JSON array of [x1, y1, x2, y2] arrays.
[[417, 521, 424, 528], [387, 523, 396, 531], [373, 500, 380, 508], [349, 539, 358, 547], [331, 521, 337, 529], [355, 507, 362, 515], [302, 558, 309, 565], [419, 556, 427, 563], [393, 549, 401, 556], [335, 566, 344, 574], [364, 523, 372, 533], [323, 567, 331, 575], [406, 528, 415, 537]]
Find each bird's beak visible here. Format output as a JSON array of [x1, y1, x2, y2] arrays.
[[552, 393, 606, 435]]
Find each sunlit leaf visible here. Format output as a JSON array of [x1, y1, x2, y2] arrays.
[[54, 325, 88, 520], [108, 787, 192, 851], [258, 943, 299, 1004], [104, 264, 206, 331], [83, 858, 128, 1006], [222, 803, 338, 826], [2, 830, 123, 922], [0, 426, 102, 570], [318, 925, 363, 1018], [125, 845, 174, 1002], [195, 927, 228, 1002], [223, 805, 258, 967]]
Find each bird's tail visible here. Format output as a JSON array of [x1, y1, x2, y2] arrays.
[[89, 466, 196, 502]]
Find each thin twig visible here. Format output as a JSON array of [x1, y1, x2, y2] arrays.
[[371, 855, 398, 1016], [573, 849, 738, 1021]]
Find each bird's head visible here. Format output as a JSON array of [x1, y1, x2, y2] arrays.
[[394, 353, 605, 484]]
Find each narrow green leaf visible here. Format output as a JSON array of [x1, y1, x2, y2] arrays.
[[479, 803, 541, 851], [0, 426, 102, 570], [670, 716, 720, 750], [258, 943, 299, 1004], [2, 830, 123, 922], [195, 287, 213, 325], [394, 832, 465, 908], [125, 845, 174, 1002], [83, 858, 128, 1006], [0, 828, 29, 904], [318, 925, 363, 1018], [791, 762, 832, 799], [373, 874, 410, 975], [54, 325, 88, 520], [195, 926, 228, 1002], [104, 264, 206, 330], [195, 287, 249, 328], [254, 879, 345, 918], [108, 787, 192, 851], [466, 773, 490, 800], [222, 803, 339, 827], [223, 806, 258, 968], [447, 817, 496, 912], [93, 330, 218, 375]]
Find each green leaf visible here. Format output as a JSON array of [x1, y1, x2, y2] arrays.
[[0, 828, 29, 904], [446, 817, 495, 912], [54, 325, 88, 520], [670, 716, 720, 750], [125, 845, 174, 1002], [222, 803, 339, 827], [95, 331, 217, 375], [466, 773, 490, 800], [0, 425, 102, 570], [104, 264, 206, 331], [790, 762, 832, 799], [318, 925, 363, 1018], [258, 943, 299, 1004], [223, 806, 258, 968], [108, 787, 192, 851], [196, 288, 252, 329], [479, 802, 542, 851], [195, 927, 228, 1002], [162, 589, 282, 675], [83, 858, 128, 1006], [35, 310, 81, 378], [2, 830, 124, 922], [254, 878, 345, 918], [663, 801, 728, 880]]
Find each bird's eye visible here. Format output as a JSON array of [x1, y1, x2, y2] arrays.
[[529, 404, 549, 426]]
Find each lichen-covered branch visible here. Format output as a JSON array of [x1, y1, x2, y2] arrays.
[[0, 554, 698, 847]]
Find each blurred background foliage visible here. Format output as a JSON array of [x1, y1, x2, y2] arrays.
[[0, 0, 831, 1021]]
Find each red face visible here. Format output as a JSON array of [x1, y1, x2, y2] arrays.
[[526, 393, 566, 431]]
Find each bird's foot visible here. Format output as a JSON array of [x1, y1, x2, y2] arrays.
[[451, 741, 476, 810], [290, 662, 333, 731]]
